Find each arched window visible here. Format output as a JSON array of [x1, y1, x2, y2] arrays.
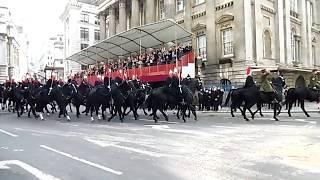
[[263, 30, 272, 58]]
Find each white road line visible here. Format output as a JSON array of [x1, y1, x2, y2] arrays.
[[0, 160, 61, 180], [0, 129, 18, 137], [139, 118, 180, 124], [85, 138, 164, 158], [40, 145, 122, 175], [145, 125, 213, 137]]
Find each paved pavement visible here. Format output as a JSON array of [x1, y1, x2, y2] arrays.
[[0, 103, 320, 180]]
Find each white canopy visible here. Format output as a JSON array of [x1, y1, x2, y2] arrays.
[[67, 19, 193, 65]]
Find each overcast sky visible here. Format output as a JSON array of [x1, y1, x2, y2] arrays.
[[3, 0, 68, 62]]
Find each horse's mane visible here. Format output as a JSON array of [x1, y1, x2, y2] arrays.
[[243, 76, 255, 88], [295, 75, 306, 88]]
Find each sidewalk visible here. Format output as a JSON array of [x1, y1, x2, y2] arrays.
[[200, 102, 320, 114]]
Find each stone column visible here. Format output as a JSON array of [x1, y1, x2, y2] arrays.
[[131, 0, 140, 27], [119, 0, 127, 32], [99, 12, 106, 40], [276, 0, 285, 64], [184, 0, 192, 31], [254, 0, 263, 64], [109, 5, 116, 36], [316, 0, 320, 25], [284, 0, 292, 64], [244, 0, 254, 63], [164, 0, 175, 19], [146, 0, 155, 24], [300, 0, 308, 67], [205, 0, 216, 64], [306, 1, 313, 67]]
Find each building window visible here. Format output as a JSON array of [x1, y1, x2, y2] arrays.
[[194, 0, 205, 6], [263, 30, 272, 59], [222, 28, 233, 56], [176, 0, 184, 12], [159, 0, 165, 20], [80, 27, 89, 41], [197, 35, 206, 60], [291, 29, 300, 61], [263, 16, 270, 27], [290, 0, 297, 12], [94, 20, 100, 25], [81, 14, 89, 23], [94, 29, 100, 41], [80, 43, 89, 50]]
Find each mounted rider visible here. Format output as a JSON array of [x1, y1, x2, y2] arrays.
[[260, 69, 274, 92], [309, 69, 320, 89]]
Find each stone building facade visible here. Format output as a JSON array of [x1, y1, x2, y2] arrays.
[[0, 6, 29, 83], [96, 0, 320, 87], [61, 0, 101, 78]]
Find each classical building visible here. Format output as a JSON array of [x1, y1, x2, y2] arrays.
[[96, 0, 320, 87], [0, 6, 29, 83], [38, 34, 65, 81], [60, 0, 100, 78]]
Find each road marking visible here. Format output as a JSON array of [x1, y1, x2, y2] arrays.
[[0, 160, 61, 180], [85, 138, 164, 158], [1, 147, 9, 150], [40, 145, 122, 175], [0, 129, 18, 137], [139, 118, 180, 124], [295, 119, 317, 124], [145, 125, 213, 137], [13, 149, 24, 152]]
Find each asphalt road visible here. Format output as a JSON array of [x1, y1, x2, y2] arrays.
[[0, 105, 320, 180]]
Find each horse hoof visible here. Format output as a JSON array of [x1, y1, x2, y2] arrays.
[[47, 113, 50, 116], [90, 117, 95, 122], [67, 116, 71, 121]]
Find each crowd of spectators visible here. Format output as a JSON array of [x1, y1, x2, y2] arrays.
[[71, 44, 192, 79]]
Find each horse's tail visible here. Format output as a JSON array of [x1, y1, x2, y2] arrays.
[[224, 89, 233, 106]]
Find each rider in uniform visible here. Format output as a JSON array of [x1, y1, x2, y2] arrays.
[[309, 69, 320, 89], [260, 69, 276, 101]]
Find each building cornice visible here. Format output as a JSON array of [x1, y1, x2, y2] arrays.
[[215, 1, 233, 11], [191, 11, 206, 20], [261, 5, 276, 14]]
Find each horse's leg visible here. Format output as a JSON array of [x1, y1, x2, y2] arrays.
[[108, 104, 119, 122], [277, 103, 282, 116], [152, 108, 158, 123], [273, 102, 279, 121], [242, 105, 249, 121], [176, 106, 180, 119], [159, 108, 168, 121], [288, 101, 293, 117], [190, 105, 197, 121], [118, 106, 124, 123], [69, 103, 73, 113], [15, 102, 21, 117], [90, 106, 95, 122], [300, 100, 310, 117]]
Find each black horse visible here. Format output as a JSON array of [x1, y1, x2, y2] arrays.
[[285, 76, 320, 117], [286, 87, 320, 117], [146, 76, 196, 123], [35, 79, 70, 121]]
